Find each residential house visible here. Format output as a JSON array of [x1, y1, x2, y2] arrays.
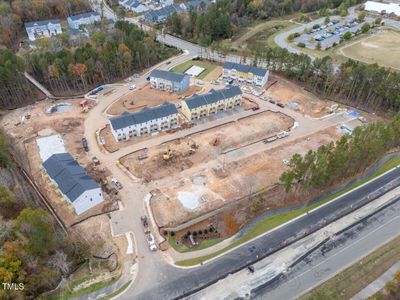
[[120, 0, 149, 13], [181, 86, 242, 121], [109, 102, 179, 141], [25, 19, 62, 41], [67, 12, 101, 30], [222, 62, 269, 86], [144, 0, 210, 22], [149, 69, 190, 93], [43, 153, 104, 215]]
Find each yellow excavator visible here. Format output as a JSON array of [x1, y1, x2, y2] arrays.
[[163, 145, 172, 161]]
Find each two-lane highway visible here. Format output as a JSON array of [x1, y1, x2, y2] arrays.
[[128, 166, 400, 299]]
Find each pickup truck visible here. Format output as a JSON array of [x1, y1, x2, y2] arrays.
[[146, 233, 157, 252], [141, 216, 150, 234]]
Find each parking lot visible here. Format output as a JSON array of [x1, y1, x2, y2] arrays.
[[295, 19, 366, 49]]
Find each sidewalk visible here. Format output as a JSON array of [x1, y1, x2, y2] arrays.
[[351, 261, 400, 300]]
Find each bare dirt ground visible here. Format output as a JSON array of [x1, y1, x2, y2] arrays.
[[203, 66, 223, 81], [264, 74, 333, 118], [0, 99, 117, 226], [151, 126, 340, 228], [121, 111, 293, 182], [106, 84, 202, 115]]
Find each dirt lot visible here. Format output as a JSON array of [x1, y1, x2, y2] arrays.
[[150, 126, 340, 228], [264, 74, 333, 118], [121, 111, 293, 182], [0, 99, 118, 226], [106, 84, 202, 115], [340, 30, 400, 70]]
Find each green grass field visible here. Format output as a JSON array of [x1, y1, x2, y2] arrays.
[[172, 60, 217, 80], [169, 237, 223, 253], [340, 30, 400, 70], [175, 156, 400, 266]]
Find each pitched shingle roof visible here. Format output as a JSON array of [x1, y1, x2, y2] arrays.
[[110, 102, 178, 130], [25, 19, 61, 28], [223, 62, 268, 77], [150, 69, 188, 83], [43, 153, 100, 202], [185, 86, 242, 110], [68, 12, 100, 21]]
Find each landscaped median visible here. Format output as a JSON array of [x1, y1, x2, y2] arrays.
[[175, 155, 400, 267]]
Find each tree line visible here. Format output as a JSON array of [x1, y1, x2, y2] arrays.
[[250, 46, 400, 112], [27, 21, 177, 96], [0, 131, 86, 299], [165, 0, 364, 46], [279, 117, 400, 192], [0, 0, 90, 48], [0, 48, 39, 109]]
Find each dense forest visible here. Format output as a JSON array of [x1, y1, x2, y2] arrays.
[[0, 0, 90, 48], [27, 21, 178, 96], [0, 21, 178, 106], [0, 131, 87, 299], [250, 46, 400, 111], [279, 116, 400, 192], [165, 0, 364, 45]]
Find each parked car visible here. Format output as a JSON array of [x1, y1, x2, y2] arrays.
[[82, 138, 89, 152], [129, 84, 136, 90], [147, 233, 157, 252], [92, 156, 100, 165], [252, 106, 260, 111], [276, 102, 285, 108], [111, 178, 123, 190], [269, 99, 276, 104]]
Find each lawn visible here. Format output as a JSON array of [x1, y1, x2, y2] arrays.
[[99, 280, 131, 300], [300, 235, 400, 300], [340, 30, 400, 70], [172, 60, 217, 80], [221, 17, 297, 51], [169, 237, 223, 253], [175, 155, 400, 266]]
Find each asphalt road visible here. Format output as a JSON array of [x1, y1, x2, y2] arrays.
[[129, 166, 400, 300], [255, 198, 400, 299]]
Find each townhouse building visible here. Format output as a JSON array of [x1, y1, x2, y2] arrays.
[[109, 102, 179, 141], [119, 0, 149, 13], [25, 19, 62, 41], [149, 69, 190, 93], [67, 12, 101, 30], [43, 152, 104, 215], [181, 86, 242, 121], [222, 62, 269, 86]]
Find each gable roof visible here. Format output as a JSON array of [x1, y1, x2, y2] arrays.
[[150, 69, 188, 83], [110, 102, 178, 130], [25, 19, 61, 28], [223, 62, 268, 77], [43, 153, 100, 202], [144, 4, 183, 20], [68, 12, 100, 22], [185, 86, 242, 110]]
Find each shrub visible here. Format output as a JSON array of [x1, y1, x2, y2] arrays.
[[209, 227, 214, 232], [198, 230, 203, 235], [170, 231, 175, 237], [361, 23, 371, 33], [193, 231, 197, 236], [297, 42, 306, 48], [204, 229, 208, 234]]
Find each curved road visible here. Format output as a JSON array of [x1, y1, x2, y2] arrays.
[[82, 2, 400, 300]]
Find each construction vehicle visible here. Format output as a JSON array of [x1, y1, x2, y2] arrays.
[[163, 145, 173, 161]]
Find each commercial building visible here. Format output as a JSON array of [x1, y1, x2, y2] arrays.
[[109, 102, 179, 141], [181, 86, 242, 121], [67, 12, 101, 30], [222, 62, 269, 86], [43, 153, 104, 215], [25, 19, 62, 41], [364, 1, 400, 16], [149, 69, 190, 93]]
